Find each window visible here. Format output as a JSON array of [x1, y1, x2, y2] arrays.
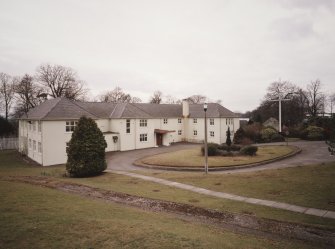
[[140, 119, 147, 127], [193, 118, 197, 124], [33, 140, 36, 151], [226, 118, 233, 125], [38, 142, 42, 153], [140, 133, 148, 142], [38, 121, 41, 132], [178, 118, 182, 124], [163, 118, 168, 124], [29, 122, 32, 131], [193, 130, 197, 136], [210, 119, 214, 125], [178, 130, 182, 135], [210, 131, 215, 137], [66, 121, 78, 132], [29, 139, 32, 148], [126, 119, 131, 133]]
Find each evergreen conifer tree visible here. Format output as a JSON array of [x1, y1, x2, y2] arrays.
[[226, 127, 232, 146], [66, 116, 107, 177]]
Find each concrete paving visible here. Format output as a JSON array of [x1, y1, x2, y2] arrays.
[[107, 169, 335, 220]]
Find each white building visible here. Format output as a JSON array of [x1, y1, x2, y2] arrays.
[[18, 98, 240, 166]]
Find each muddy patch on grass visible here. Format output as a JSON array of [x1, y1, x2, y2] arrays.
[[2, 175, 335, 248]]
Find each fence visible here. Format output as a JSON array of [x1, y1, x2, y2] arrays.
[[0, 137, 18, 150]]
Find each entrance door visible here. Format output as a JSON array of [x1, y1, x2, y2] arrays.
[[156, 133, 163, 146]]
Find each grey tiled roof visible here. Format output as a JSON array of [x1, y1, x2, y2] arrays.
[[20, 98, 238, 120]]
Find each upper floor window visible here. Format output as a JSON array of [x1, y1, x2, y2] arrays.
[[140, 119, 147, 127], [193, 130, 197, 136], [178, 118, 182, 124], [140, 133, 148, 142], [38, 121, 41, 132], [163, 118, 168, 124], [210, 131, 215, 137], [178, 130, 182, 135], [193, 118, 197, 124], [226, 118, 233, 125], [210, 119, 214, 125], [126, 119, 131, 133], [66, 121, 78, 132]]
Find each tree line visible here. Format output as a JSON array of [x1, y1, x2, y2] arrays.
[[0, 63, 221, 122], [245, 79, 335, 125]]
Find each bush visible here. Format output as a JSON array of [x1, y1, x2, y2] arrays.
[[260, 127, 277, 142], [240, 145, 258, 156], [240, 137, 253, 145], [303, 126, 324, 141], [66, 116, 107, 177], [233, 127, 245, 144], [270, 133, 285, 142], [201, 143, 219, 156]]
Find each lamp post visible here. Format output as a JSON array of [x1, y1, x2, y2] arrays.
[[204, 103, 208, 174]]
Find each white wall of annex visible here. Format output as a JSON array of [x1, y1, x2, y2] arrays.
[[42, 120, 72, 166]]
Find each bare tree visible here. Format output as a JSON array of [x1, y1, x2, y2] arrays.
[[265, 80, 295, 100], [99, 87, 141, 103], [329, 93, 335, 115], [36, 63, 87, 100], [0, 73, 16, 120], [150, 91, 162, 104], [14, 74, 46, 117], [164, 95, 181, 104], [305, 80, 324, 118], [185, 94, 207, 104]]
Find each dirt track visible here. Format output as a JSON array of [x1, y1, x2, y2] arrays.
[[2, 175, 335, 248]]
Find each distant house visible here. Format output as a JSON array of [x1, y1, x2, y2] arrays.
[[18, 98, 240, 166], [263, 117, 279, 131]]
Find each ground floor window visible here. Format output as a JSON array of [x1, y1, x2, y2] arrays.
[[33, 140, 36, 151], [38, 142, 42, 153], [178, 130, 182, 135], [140, 133, 148, 142], [210, 131, 215, 137]]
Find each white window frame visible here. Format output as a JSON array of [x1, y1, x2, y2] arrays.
[[210, 118, 214, 125], [126, 119, 131, 134], [193, 118, 197, 124], [193, 130, 197, 136], [139, 119, 147, 127], [139, 133, 148, 142], [178, 130, 182, 135], [210, 131, 215, 137], [163, 118, 168, 124], [66, 121, 78, 132]]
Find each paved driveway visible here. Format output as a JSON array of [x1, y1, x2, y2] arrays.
[[106, 141, 334, 173]]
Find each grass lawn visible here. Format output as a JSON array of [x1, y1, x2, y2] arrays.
[[138, 145, 298, 167], [139, 162, 335, 212], [1, 150, 335, 231], [0, 181, 317, 249]]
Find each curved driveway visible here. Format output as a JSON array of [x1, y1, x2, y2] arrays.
[[106, 141, 334, 173]]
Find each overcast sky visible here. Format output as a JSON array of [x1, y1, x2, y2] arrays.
[[1, 0, 335, 112]]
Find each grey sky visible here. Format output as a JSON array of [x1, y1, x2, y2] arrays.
[[1, 0, 334, 112]]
